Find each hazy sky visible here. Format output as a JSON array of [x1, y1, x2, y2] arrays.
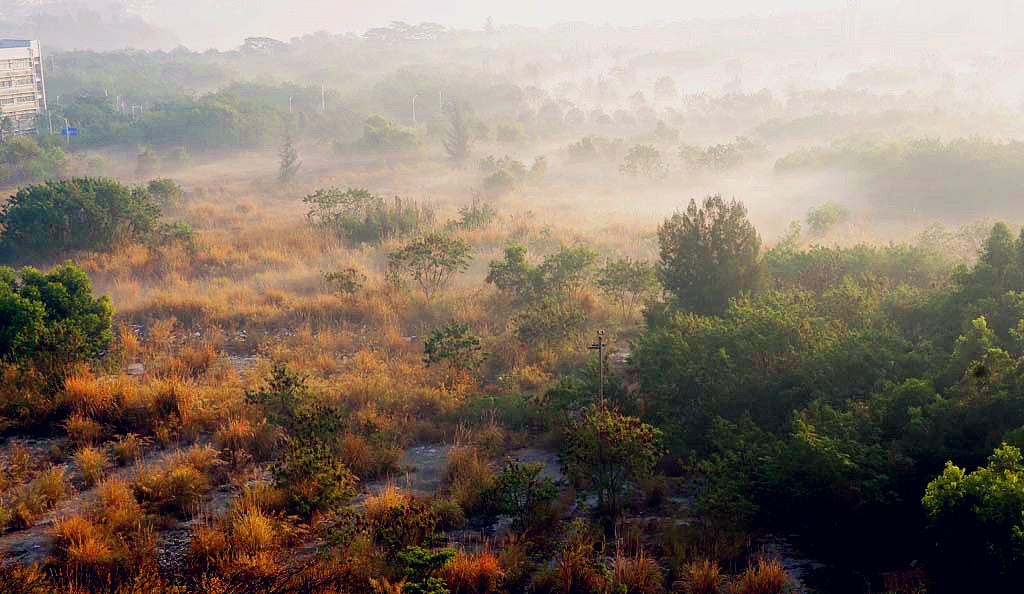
[[136, 0, 923, 49]]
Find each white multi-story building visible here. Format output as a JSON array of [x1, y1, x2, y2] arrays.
[[0, 40, 47, 138]]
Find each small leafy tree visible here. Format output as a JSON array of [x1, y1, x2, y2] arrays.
[[244, 363, 309, 429], [561, 406, 663, 517], [323, 267, 366, 295], [443, 101, 472, 164], [485, 461, 559, 531], [806, 202, 850, 236], [146, 178, 184, 209], [423, 321, 484, 387], [278, 132, 301, 182], [537, 245, 597, 298], [597, 259, 659, 316], [620, 144, 666, 179], [388, 233, 472, 301], [486, 244, 536, 303], [657, 195, 763, 315]]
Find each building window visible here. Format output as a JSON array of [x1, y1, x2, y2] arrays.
[[14, 77, 33, 86], [0, 79, 12, 88], [0, 96, 15, 105]]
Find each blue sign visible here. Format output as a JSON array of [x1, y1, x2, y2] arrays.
[[60, 127, 79, 137]]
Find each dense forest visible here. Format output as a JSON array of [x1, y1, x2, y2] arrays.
[[2, 4, 1024, 594]]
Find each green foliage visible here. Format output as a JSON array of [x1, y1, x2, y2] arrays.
[[482, 169, 516, 197], [923, 444, 1024, 589], [0, 263, 113, 380], [515, 298, 587, 350], [146, 178, 184, 209], [774, 137, 1024, 222], [0, 137, 69, 185], [323, 267, 366, 295], [371, 499, 442, 553], [278, 133, 301, 182], [273, 441, 357, 518], [597, 259, 660, 316], [805, 202, 851, 236], [657, 195, 763, 315], [484, 461, 559, 530], [304, 187, 434, 244], [0, 177, 162, 261], [244, 363, 309, 429], [388, 233, 472, 301], [486, 243, 597, 304], [359, 115, 420, 152], [442, 101, 472, 164], [678, 136, 766, 171], [423, 321, 484, 384], [561, 406, 663, 516], [452, 198, 497, 230], [620, 144, 666, 178], [397, 547, 456, 594]]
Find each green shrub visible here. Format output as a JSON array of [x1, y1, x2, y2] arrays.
[[304, 187, 434, 244], [0, 263, 113, 382], [0, 177, 161, 261], [273, 442, 357, 518]]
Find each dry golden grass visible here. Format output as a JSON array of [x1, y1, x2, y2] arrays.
[[92, 478, 143, 534], [229, 501, 276, 556], [364, 481, 410, 524], [63, 413, 105, 446], [444, 447, 494, 514], [736, 558, 787, 594], [443, 549, 503, 594], [110, 433, 145, 466], [612, 549, 665, 594], [74, 446, 108, 487], [674, 559, 723, 594], [62, 373, 112, 418]]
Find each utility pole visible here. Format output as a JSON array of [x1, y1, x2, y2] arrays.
[[589, 330, 606, 406], [288, 96, 294, 114], [412, 93, 420, 125], [321, 85, 326, 114]]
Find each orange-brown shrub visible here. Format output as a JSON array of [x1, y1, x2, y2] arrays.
[[673, 559, 722, 594], [736, 558, 787, 594], [443, 549, 503, 594], [612, 549, 665, 594], [63, 413, 105, 446], [444, 447, 493, 514], [74, 446, 108, 487]]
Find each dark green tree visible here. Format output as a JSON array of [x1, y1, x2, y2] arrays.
[[657, 195, 763, 315]]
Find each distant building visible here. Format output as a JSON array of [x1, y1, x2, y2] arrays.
[[0, 40, 47, 139]]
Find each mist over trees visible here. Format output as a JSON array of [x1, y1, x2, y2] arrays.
[[3, 4, 1024, 593]]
